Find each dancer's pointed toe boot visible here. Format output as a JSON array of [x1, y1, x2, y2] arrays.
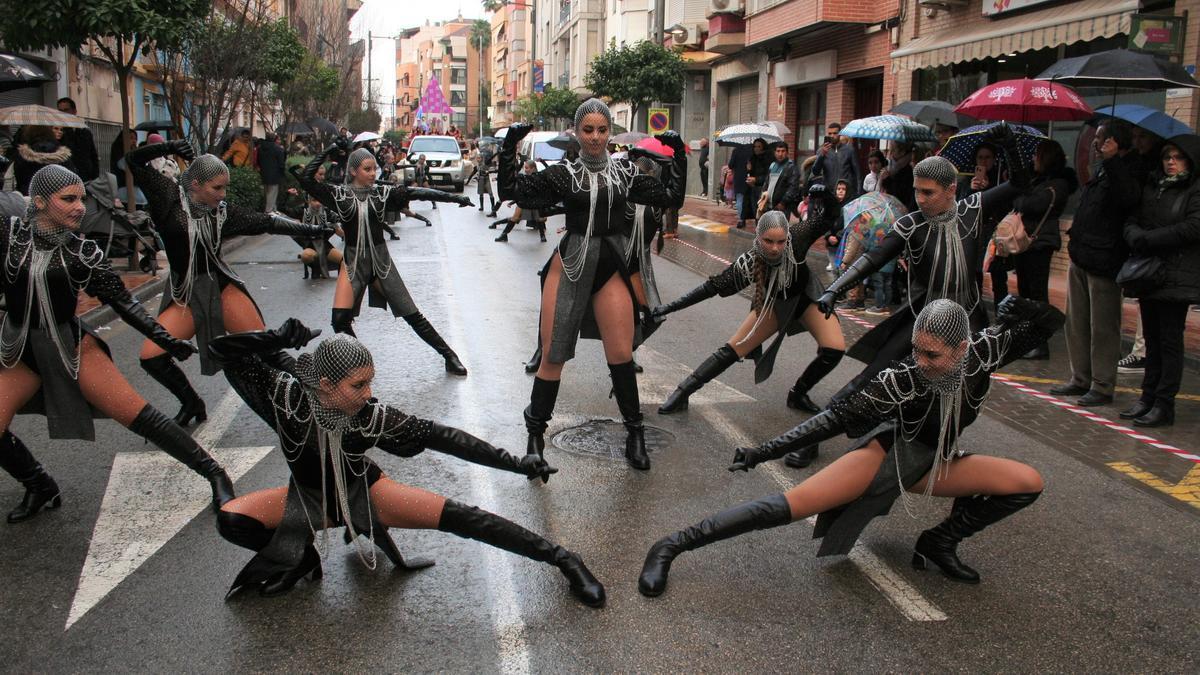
[[140, 353, 207, 427], [0, 431, 62, 524], [638, 494, 792, 597], [911, 492, 1041, 584], [129, 405, 235, 511], [524, 344, 542, 374], [610, 361, 650, 470], [785, 347, 843, 414], [555, 550, 607, 608], [658, 345, 738, 414], [524, 377, 560, 460], [785, 387, 820, 413], [259, 545, 323, 597], [403, 312, 468, 376]]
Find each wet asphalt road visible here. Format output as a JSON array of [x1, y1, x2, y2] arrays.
[[0, 199, 1197, 672]]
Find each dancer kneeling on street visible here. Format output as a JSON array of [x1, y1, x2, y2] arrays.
[[209, 319, 605, 606], [638, 295, 1063, 597], [0, 166, 235, 523]]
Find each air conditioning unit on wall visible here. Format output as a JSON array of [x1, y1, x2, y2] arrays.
[[917, 0, 968, 8], [707, 0, 744, 19], [671, 23, 706, 48]]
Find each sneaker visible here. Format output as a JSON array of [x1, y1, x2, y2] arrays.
[[865, 305, 890, 315], [1117, 354, 1146, 374], [825, 263, 833, 271]]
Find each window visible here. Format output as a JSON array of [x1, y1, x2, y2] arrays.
[[450, 90, 467, 106], [453, 112, 467, 127], [451, 68, 467, 85]]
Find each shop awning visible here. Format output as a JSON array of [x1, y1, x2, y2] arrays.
[[891, 0, 1137, 72]]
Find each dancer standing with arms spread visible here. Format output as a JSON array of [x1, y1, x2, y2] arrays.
[[496, 100, 686, 471], [208, 320, 605, 606], [298, 143, 472, 374], [127, 141, 336, 427], [638, 296, 1063, 597], [0, 166, 235, 521]]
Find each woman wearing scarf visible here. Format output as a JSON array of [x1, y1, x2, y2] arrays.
[[496, 100, 686, 471], [0, 165, 235, 522], [298, 142, 472, 374], [208, 320, 604, 606], [638, 297, 1062, 598]]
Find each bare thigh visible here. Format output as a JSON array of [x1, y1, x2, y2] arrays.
[[800, 302, 846, 351], [76, 335, 149, 425], [139, 303, 197, 359], [368, 477, 447, 529], [908, 454, 1044, 498], [220, 284, 266, 333], [628, 271, 647, 307], [220, 486, 289, 528], [536, 253, 565, 380], [333, 262, 357, 309], [0, 363, 42, 434], [592, 272, 635, 364], [727, 309, 780, 358], [782, 440, 888, 519]]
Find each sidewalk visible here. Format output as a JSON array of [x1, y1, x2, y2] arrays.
[[679, 195, 1200, 367]]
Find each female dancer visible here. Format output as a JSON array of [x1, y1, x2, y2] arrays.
[[208, 319, 605, 606], [652, 194, 846, 449], [285, 164, 344, 279], [494, 161, 548, 243], [0, 166, 235, 519], [127, 140, 336, 427], [496, 100, 685, 471], [638, 296, 1063, 597], [299, 145, 472, 375]]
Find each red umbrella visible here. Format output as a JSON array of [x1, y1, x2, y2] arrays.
[[954, 78, 1093, 123]]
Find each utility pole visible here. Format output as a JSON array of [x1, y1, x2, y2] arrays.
[[653, 0, 666, 45], [367, 30, 373, 110]]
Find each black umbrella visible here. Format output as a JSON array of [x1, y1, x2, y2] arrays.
[[0, 53, 51, 92], [1036, 48, 1200, 90], [889, 100, 975, 130], [547, 131, 578, 151], [134, 119, 175, 132], [277, 121, 315, 135], [306, 116, 339, 135]]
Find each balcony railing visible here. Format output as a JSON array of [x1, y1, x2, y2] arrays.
[[558, 1, 571, 28]]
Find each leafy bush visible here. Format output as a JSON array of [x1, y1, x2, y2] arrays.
[[226, 165, 264, 211], [277, 154, 314, 216]]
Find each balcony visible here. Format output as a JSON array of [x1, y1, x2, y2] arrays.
[[705, 13, 745, 54], [745, 0, 898, 46], [559, 1, 571, 28]]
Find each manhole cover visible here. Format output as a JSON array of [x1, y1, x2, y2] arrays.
[[551, 419, 674, 461]]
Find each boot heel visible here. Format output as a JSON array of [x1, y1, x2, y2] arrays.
[[911, 551, 928, 571], [46, 494, 62, 510]]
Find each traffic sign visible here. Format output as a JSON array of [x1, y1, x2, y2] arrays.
[[648, 108, 670, 133]]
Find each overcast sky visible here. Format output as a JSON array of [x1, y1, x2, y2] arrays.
[[350, 1, 486, 118]]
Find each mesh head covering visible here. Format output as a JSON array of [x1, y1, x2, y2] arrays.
[[27, 164, 84, 236], [913, 155, 958, 188], [911, 298, 970, 393], [180, 154, 229, 193], [754, 210, 790, 264], [346, 148, 376, 185], [574, 98, 613, 171], [633, 156, 661, 179], [295, 333, 374, 389]]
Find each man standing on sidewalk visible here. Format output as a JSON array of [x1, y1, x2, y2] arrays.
[[813, 122, 861, 202], [258, 132, 287, 213], [1050, 120, 1143, 407], [766, 142, 800, 218], [698, 138, 709, 197]]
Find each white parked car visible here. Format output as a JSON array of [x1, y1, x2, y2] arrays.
[[518, 131, 568, 168], [406, 135, 467, 191]]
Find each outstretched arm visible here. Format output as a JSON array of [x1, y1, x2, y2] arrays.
[[729, 411, 845, 471], [987, 296, 1066, 371], [387, 185, 472, 211], [816, 229, 904, 316], [126, 141, 191, 210], [208, 319, 321, 421], [223, 204, 335, 239], [413, 423, 557, 482], [496, 123, 568, 209], [298, 146, 341, 210]]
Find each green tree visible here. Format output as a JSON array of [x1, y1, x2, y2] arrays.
[[584, 40, 686, 128], [0, 0, 208, 209], [347, 108, 383, 135], [513, 85, 581, 129], [383, 129, 409, 146], [481, 0, 506, 11], [276, 52, 340, 138]]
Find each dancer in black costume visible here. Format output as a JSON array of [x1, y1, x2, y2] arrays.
[[497, 99, 685, 471], [785, 124, 1031, 468], [638, 296, 1063, 597], [0, 165, 235, 522], [208, 319, 605, 606], [285, 163, 344, 279], [299, 144, 472, 375], [652, 189, 846, 438], [128, 141, 336, 427]]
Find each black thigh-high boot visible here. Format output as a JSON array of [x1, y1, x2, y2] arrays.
[[639, 494, 793, 597], [524, 377, 560, 458], [403, 312, 468, 376], [331, 307, 357, 336], [140, 353, 208, 427], [609, 361, 649, 470], [783, 347, 845, 468], [217, 510, 322, 599], [412, 212, 432, 226], [438, 500, 605, 607], [912, 491, 1042, 584], [382, 222, 400, 240], [0, 431, 61, 523], [128, 405, 235, 512], [658, 345, 739, 414], [524, 340, 542, 374]]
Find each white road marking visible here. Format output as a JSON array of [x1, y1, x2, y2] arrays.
[[66, 390, 271, 630], [636, 346, 948, 622]]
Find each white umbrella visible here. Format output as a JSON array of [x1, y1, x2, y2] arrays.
[[353, 131, 381, 143], [494, 127, 509, 140], [715, 122, 783, 146]]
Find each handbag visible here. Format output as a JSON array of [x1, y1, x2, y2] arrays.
[[993, 186, 1056, 257], [1116, 255, 1165, 296]]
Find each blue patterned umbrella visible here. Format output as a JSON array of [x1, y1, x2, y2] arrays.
[[939, 123, 1047, 174], [840, 115, 936, 143]]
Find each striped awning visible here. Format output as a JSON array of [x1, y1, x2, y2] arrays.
[[891, 0, 1137, 73]]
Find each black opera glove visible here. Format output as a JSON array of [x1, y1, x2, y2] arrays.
[[995, 295, 1057, 330], [655, 130, 688, 208], [818, 255, 877, 318], [729, 410, 844, 472], [651, 281, 716, 319], [424, 422, 559, 482], [167, 139, 195, 162], [496, 124, 532, 202], [501, 123, 534, 152], [111, 295, 197, 361], [206, 319, 320, 365]]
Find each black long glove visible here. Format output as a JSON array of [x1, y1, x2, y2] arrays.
[[424, 422, 557, 482], [654, 131, 688, 209], [404, 186, 473, 208], [110, 295, 197, 361], [265, 212, 336, 238], [301, 144, 344, 183], [987, 122, 1031, 189], [729, 410, 844, 472], [208, 318, 321, 365], [651, 280, 716, 319], [817, 254, 878, 318], [995, 295, 1063, 332], [496, 123, 533, 202], [126, 140, 194, 170]]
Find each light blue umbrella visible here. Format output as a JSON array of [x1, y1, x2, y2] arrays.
[[1093, 104, 1193, 140], [840, 115, 937, 143]]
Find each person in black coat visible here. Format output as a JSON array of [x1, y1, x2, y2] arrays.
[[258, 133, 287, 212], [9, 125, 76, 195], [55, 98, 100, 182], [1120, 134, 1200, 427], [727, 143, 752, 226], [1050, 120, 1144, 407], [740, 138, 771, 227], [765, 142, 802, 217], [698, 137, 710, 197]]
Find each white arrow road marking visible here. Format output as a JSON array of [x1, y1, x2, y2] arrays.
[[66, 390, 272, 630]]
